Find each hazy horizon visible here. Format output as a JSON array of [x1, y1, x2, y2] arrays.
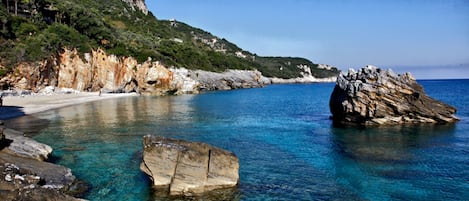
[[148, 0, 469, 79]]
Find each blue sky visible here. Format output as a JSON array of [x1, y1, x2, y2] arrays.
[[147, 0, 469, 79]]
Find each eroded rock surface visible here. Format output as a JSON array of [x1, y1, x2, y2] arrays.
[[0, 124, 87, 200], [140, 135, 239, 197], [192, 69, 271, 91], [2, 128, 52, 161], [1, 48, 270, 96], [329, 65, 458, 126]]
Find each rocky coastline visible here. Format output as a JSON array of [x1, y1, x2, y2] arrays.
[[0, 48, 336, 97], [0, 48, 334, 200], [0, 121, 88, 200], [329, 65, 459, 126]]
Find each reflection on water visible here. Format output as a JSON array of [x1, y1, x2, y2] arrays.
[[330, 124, 465, 201], [332, 125, 456, 163], [4, 82, 469, 201], [5, 115, 51, 137]]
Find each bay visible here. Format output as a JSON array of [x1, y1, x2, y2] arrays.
[[6, 80, 469, 200]]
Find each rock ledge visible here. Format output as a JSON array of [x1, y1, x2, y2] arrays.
[[329, 66, 459, 126]]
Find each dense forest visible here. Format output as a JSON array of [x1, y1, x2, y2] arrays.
[[0, 0, 339, 78]]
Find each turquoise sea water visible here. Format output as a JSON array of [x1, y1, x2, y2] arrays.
[[7, 80, 469, 200]]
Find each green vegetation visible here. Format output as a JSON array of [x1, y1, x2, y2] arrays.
[[0, 0, 339, 78]]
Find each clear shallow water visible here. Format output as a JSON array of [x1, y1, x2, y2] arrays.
[[6, 80, 469, 201]]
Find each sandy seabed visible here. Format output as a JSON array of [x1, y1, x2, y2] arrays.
[[0, 92, 138, 120]]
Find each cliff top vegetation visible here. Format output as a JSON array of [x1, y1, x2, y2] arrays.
[[0, 0, 339, 78]]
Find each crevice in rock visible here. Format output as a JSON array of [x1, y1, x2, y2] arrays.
[[206, 149, 212, 180], [169, 148, 181, 193]]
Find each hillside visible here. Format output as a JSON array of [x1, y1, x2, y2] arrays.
[[0, 0, 338, 79]]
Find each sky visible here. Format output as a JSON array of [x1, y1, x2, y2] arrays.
[[147, 0, 469, 79]]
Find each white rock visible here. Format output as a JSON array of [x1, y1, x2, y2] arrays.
[[14, 174, 25, 181], [5, 174, 12, 182]]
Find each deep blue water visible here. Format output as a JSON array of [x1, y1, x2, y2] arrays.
[[7, 80, 469, 200]]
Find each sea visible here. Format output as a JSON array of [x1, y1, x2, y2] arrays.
[[6, 79, 469, 201]]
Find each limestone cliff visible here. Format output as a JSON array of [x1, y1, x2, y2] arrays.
[[0, 48, 270, 95], [329, 66, 459, 126], [122, 0, 148, 15]]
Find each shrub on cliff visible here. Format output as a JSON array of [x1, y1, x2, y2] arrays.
[[0, 0, 339, 79]]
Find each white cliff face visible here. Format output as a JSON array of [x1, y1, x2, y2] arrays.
[[121, 0, 148, 15], [191, 69, 271, 91], [169, 68, 200, 94]]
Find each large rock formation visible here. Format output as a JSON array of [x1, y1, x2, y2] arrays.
[[329, 65, 458, 126], [0, 124, 86, 200], [140, 135, 239, 197], [1, 48, 270, 95]]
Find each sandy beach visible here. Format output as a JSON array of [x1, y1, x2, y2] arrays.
[[0, 92, 138, 120]]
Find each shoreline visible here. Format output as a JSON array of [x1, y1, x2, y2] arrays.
[[0, 92, 139, 120]]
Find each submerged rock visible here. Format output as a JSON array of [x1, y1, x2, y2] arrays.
[[329, 65, 458, 126], [140, 135, 239, 197]]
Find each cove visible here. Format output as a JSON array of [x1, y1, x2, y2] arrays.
[[6, 81, 469, 200]]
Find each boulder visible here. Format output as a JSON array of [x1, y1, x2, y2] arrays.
[[140, 135, 239, 197], [329, 65, 459, 126], [2, 128, 52, 161]]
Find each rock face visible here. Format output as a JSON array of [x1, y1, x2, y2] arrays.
[[192, 69, 271, 91], [121, 0, 148, 15], [329, 65, 459, 126], [1, 48, 270, 95], [140, 135, 239, 197]]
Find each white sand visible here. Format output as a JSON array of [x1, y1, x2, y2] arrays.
[[0, 92, 138, 120]]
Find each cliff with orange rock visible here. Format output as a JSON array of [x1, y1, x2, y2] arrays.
[[0, 48, 270, 96]]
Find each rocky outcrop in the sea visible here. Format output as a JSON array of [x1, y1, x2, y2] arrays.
[[0, 48, 270, 95], [140, 135, 239, 197], [0, 122, 87, 200], [329, 65, 459, 126]]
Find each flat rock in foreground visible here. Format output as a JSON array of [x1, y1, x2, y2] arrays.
[[0, 123, 87, 200], [329, 66, 458, 126], [140, 135, 239, 197]]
